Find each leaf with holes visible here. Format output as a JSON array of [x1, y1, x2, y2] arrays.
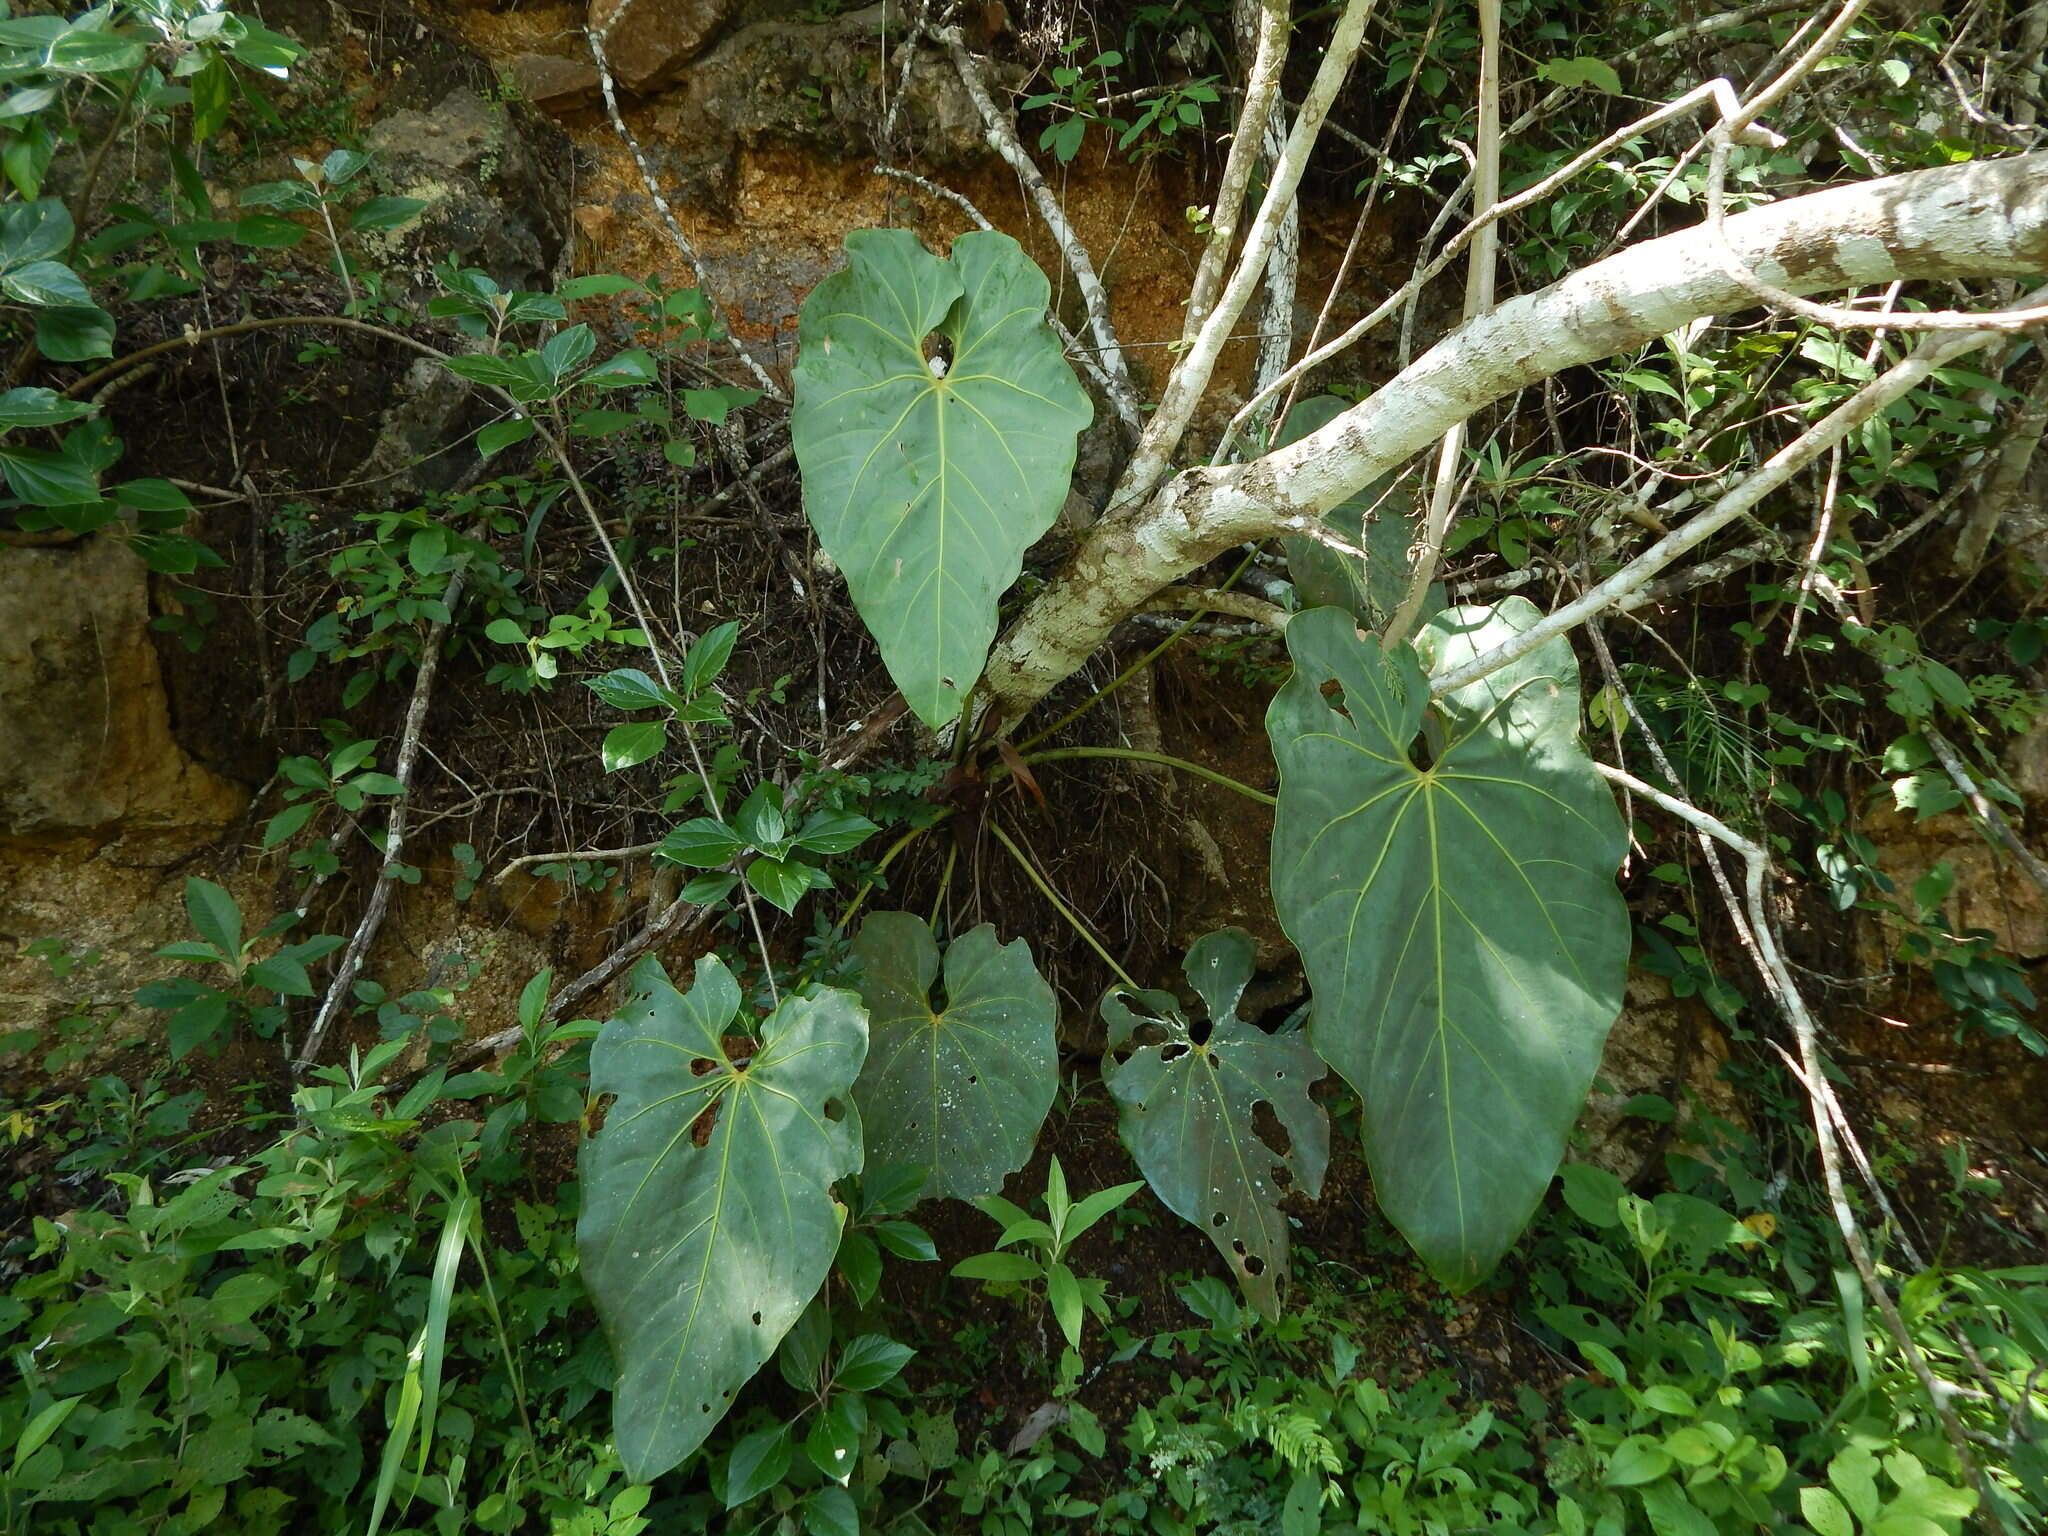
[[1267, 599, 1629, 1289], [791, 230, 1092, 727], [849, 912, 1057, 1202], [1099, 928, 1327, 1318], [577, 954, 868, 1481]]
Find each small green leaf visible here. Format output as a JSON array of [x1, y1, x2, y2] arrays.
[[1045, 1261, 1084, 1348], [724, 1423, 793, 1508], [601, 721, 667, 772], [183, 878, 243, 963], [1537, 56, 1623, 93], [1605, 1435, 1673, 1487], [477, 417, 535, 457], [834, 1334, 914, 1392], [350, 195, 426, 233], [804, 1484, 859, 1536], [659, 819, 747, 868], [1801, 1488, 1856, 1536], [683, 621, 739, 696], [950, 1251, 1040, 1283], [747, 855, 823, 914], [586, 668, 668, 711]]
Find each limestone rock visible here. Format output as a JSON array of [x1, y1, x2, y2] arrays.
[[1862, 803, 2048, 961], [1577, 972, 1739, 1180], [0, 538, 244, 849], [505, 51, 600, 109], [590, 0, 742, 91]]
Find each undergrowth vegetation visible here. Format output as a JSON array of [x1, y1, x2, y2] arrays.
[[2, 0, 2046, 1528]]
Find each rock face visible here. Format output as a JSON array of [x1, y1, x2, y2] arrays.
[[0, 539, 251, 1078], [1577, 973, 1740, 1181], [505, 51, 601, 108], [590, 0, 743, 90], [0, 540, 244, 848]]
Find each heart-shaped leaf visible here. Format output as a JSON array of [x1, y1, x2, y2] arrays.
[[849, 913, 1058, 1202], [578, 955, 868, 1481], [1100, 928, 1328, 1318], [791, 230, 1092, 727], [1267, 599, 1629, 1289]]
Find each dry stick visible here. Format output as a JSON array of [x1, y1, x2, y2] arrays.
[[1430, 320, 2022, 697], [940, 28, 1142, 434], [871, 165, 1133, 418], [1598, 765, 2002, 1525], [494, 840, 662, 884], [1381, 0, 1499, 650], [1233, 0, 1299, 452], [1113, 0, 1382, 507], [1953, 361, 2048, 569], [1179, 0, 1291, 356], [1923, 727, 2048, 898], [1214, 80, 1773, 464], [293, 570, 465, 1072], [586, 5, 785, 402]]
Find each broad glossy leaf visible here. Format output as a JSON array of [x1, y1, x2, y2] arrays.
[[1267, 599, 1629, 1288], [578, 955, 868, 1481], [849, 913, 1058, 1202], [1100, 928, 1328, 1318], [791, 230, 1092, 727]]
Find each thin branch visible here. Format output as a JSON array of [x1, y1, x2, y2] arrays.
[[1431, 320, 2021, 696], [294, 570, 464, 1071], [1113, 0, 1381, 505], [1922, 727, 2048, 899], [1382, 0, 1499, 650], [587, 5, 785, 402], [1595, 762, 2002, 1531], [939, 28, 1142, 433], [494, 840, 662, 884]]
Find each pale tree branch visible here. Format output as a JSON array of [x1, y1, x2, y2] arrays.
[[1111, 0, 1381, 506], [1432, 320, 2021, 697], [977, 154, 2048, 728], [1596, 763, 2002, 1533], [1382, 0, 1499, 650]]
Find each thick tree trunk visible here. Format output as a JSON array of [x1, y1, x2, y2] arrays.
[[980, 152, 2048, 727]]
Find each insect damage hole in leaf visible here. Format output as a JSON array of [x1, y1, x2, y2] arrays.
[[1100, 929, 1328, 1318]]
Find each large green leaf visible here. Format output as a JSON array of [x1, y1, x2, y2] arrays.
[[791, 230, 1093, 727], [1267, 599, 1628, 1289], [578, 955, 868, 1481], [849, 912, 1057, 1202], [1100, 928, 1328, 1318]]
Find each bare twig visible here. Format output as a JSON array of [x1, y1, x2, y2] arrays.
[[1596, 764, 1999, 1529], [1432, 320, 2023, 696], [1922, 727, 2048, 899], [940, 29, 1142, 434], [294, 571, 465, 1071], [587, 4, 785, 402]]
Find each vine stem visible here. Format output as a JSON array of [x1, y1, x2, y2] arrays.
[[1022, 747, 1276, 807], [986, 820, 1139, 991], [1595, 763, 2002, 1531]]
